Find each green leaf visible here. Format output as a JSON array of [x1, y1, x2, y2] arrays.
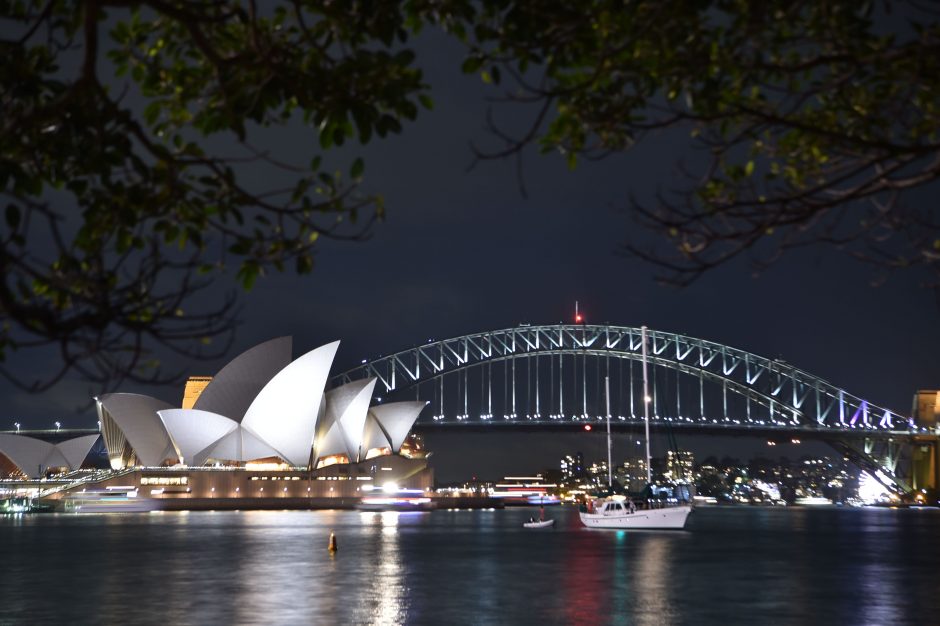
[[461, 56, 482, 74], [351, 158, 365, 179], [5, 204, 20, 230], [295, 254, 314, 273], [319, 128, 334, 149]]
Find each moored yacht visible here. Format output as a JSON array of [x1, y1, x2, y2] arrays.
[[578, 325, 692, 531], [579, 497, 691, 530]]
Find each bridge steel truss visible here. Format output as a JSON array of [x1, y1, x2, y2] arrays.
[[332, 324, 933, 495], [334, 324, 914, 432]]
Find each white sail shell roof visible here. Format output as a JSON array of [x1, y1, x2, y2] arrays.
[[0, 434, 61, 477], [0, 433, 99, 477], [369, 401, 427, 452], [318, 378, 377, 462], [158, 409, 238, 466], [55, 434, 101, 471], [242, 341, 339, 467], [193, 336, 292, 422], [360, 414, 392, 454], [202, 426, 284, 465], [95, 393, 176, 466], [315, 422, 349, 461], [315, 388, 347, 459]]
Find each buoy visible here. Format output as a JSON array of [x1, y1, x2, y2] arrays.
[[328, 531, 338, 553]]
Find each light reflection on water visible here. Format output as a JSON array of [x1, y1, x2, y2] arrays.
[[356, 511, 409, 625], [1, 507, 939, 625], [635, 536, 675, 626]]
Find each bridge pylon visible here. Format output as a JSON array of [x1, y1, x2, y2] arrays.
[[911, 391, 940, 496]]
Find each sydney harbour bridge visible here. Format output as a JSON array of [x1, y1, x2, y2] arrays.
[[6, 324, 935, 499], [330, 323, 939, 499]]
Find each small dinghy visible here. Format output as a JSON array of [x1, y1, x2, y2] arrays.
[[523, 519, 555, 529]]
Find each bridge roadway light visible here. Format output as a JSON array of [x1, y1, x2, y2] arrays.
[[55, 421, 61, 431], [14, 422, 20, 433]]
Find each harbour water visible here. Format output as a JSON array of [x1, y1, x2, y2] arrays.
[[2, 506, 939, 625]]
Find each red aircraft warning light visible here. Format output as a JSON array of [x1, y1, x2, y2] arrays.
[[574, 301, 584, 324]]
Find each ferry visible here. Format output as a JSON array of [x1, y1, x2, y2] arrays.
[[1, 497, 32, 514], [356, 484, 433, 511], [62, 486, 161, 513], [490, 475, 560, 506]]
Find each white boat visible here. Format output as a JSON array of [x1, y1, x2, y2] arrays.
[[62, 487, 161, 513], [580, 499, 691, 530], [579, 325, 692, 531], [356, 485, 434, 511], [523, 519, 555, 529]]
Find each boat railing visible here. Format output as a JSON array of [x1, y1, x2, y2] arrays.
[[644, 498, 687, 509]]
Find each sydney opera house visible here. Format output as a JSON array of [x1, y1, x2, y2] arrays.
[[0, 338, 433, 510]]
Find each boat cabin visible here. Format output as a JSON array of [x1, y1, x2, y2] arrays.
[[598, 500, 635, 515]]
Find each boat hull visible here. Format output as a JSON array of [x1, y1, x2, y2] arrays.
[[579, 505, 692, 530], [523, 519, 555, 529], [65, 498, 162, 513], [356, 501, 434, 512]]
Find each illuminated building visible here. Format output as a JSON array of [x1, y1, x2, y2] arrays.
[[90, 338, 427, 470], [181, 376, 213, 409], [913, 389, 940, 429], [0, 337, 433, 508], [560, 452, 584, 480], [666, 450, 695, 483], [615, 457, 649, 492]]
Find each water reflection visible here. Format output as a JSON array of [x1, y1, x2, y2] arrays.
[[853, 511, 904, 625], [2, 507, 940, 624], [356, 511, 409, 624], [561, 530, 610, 625], [634, 536, 675, 626]]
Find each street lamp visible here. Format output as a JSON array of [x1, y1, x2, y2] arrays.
[[55, 421, 61, 431], [14, 422, 20, 433]]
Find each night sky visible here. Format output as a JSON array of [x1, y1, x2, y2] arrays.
[[5, 28, 939, 482]]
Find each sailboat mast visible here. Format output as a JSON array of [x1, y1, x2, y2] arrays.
[[641, 325, 652, 484], [605, 376, 612, 489]]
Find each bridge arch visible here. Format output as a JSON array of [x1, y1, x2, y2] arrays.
[[331, 324, 915, 435]]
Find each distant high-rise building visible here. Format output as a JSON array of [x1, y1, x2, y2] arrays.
[[667, 450, 695, 482], [587, 460, 609, 480], [560, 451, 585, 480], [182, 376, 213, 409], [615, 457, 649, 492]]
